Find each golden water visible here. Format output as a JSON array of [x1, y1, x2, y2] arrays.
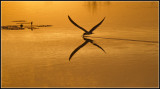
[[1, 1, 159, 87]]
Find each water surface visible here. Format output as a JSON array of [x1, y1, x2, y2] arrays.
[[1, 1, 159, 87]]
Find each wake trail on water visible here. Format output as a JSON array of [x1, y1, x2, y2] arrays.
[[88, 36, 158, 43]]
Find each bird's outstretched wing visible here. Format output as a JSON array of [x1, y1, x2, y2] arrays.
[[68, 15, 88, 33], [89, 17, 105, 33], [90, 41, 106, 53], [69, 41, 89, 61]]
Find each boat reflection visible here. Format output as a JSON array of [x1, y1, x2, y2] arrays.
[[69, 36, 106, 61], [86, 1, 110, 14]]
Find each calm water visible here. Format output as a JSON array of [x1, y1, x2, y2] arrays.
[[1, 1, 159, 87]]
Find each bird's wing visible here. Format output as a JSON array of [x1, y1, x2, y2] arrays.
[[89, 17, 105, 33], [68, 15, 88, 33], [69, 41, 89, 61], [90, 41, 106, 53]]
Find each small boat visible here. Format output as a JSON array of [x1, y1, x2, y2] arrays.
[[1, 26, 24, 30]]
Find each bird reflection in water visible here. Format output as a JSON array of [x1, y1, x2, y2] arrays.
[[69, 36, 106, 61], [68, 15, 106, 61]]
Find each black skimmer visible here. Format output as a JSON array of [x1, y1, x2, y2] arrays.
[[68, 15, 105, 37]]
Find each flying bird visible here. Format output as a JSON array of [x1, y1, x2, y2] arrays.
[[68, 15, 105, 36]]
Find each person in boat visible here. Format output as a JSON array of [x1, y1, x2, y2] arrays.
[[20, 24, 23, 29], [31, 21, 33, 31], [31, 21, 33, 26]]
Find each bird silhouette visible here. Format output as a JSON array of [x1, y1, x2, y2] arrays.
[[68, 15, 105, 37], [69, 37, 106, 61]]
